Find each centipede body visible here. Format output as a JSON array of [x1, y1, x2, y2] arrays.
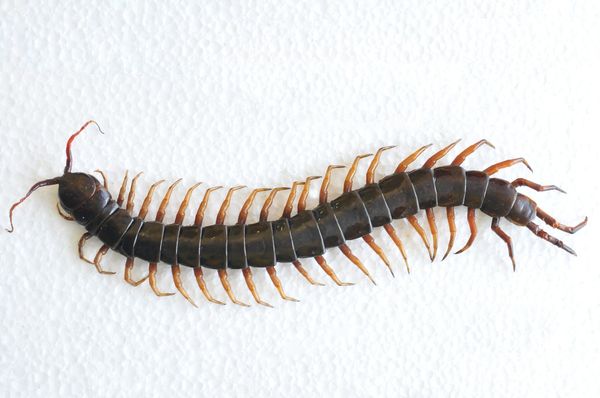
[[6, 121, 588, 307]]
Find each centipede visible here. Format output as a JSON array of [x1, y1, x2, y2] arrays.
[[6, 121, 588, 307]]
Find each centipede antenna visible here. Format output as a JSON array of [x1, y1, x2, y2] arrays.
[[64, 120, 104, 174], [6, 177, 61, 233]]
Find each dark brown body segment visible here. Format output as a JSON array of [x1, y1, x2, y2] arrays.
[[378, 173, 419, 218], [434, 166, 466, 207]]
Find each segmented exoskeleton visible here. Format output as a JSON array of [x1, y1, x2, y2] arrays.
[[6, 121, 588, 307]]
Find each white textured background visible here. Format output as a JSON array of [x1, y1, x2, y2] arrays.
[[1, 1, 599, 397]]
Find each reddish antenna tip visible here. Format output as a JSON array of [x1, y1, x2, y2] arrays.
[[64, 120, 104, 174]]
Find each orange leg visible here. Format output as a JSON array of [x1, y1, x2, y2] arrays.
[[292, 260, 324, 286], [144, 180, 181, 296], [423, 140, 460, 168], [425, 209, 438, 261], [451, 139, 495, 166], [314, 255, 353, 286], [194, 267, 225, 305], [175, 183, 203, 224], [242, 268, 272, 307], [339, 243, 375, 284], [126, 172, 143, 214], [216, 186, 246, 225], [320, 165, 345, 204], [491, 217, 516, 271], [484, 158, 532, 176], [362, 234, 394, 276], [194, 186, 223, 226], [124, 258, 148, 286], [78, 233, 94, 264], [344, 154, 372, 192], [238, 188, 270, 224], [512, 178, 565, 194], [148, 263, 175, 297], [171, 265, 197, 307], [366, 146, 396, 184], [218, 269, 249, 307], [297, 176, 321, 212], [260, 187, 289, 222], [138, 180, 165, 219], [117, 171, 129, 205], [267, 266, 299, 302], [526, 221, 577, 256], [455, 208, 477, 254], [56, 203, 74, 220], [383, 224, 410, 274], [92, 245, 114, 275], [441, 207, 456, 261], [535, 208, 587, 234], [94, 169, 109, 189], [395, 144, 432, 173], [169, 183, 205, 305], [407, 215, 432, 259], [282, 181, 304, 218]]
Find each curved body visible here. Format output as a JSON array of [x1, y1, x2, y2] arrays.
[[6, 122, 587, 306], [67, 166, 529, 269]]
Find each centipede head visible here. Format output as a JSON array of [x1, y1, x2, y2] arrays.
[[6, 120, 103, 232]]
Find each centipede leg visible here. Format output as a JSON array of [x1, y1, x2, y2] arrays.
[[366, 146, 396, 184], [56, 203, 74, 221], [297, 176, 322, 212], [339, 243, 376, 284], [491, 217, 516, 271], [407, 215, 432, 259], [362, 234, 394, 276], [425, 208, 438, 261], [172, 265, 197, 307], [526, 221, 577, 256], [484, 158, 532, 176], [292, 260, 325, 286], [511, 178, 565, 194], [124, 258, 148, 286], [441, 207, 456, 261], [94, 169, 108, 189], [314, 255, 354, 286], [267, 266, 299, 302], [395, 144, 432, 173], [92, 244, 115, 275], [451, 139, 495, 166], [242, 268, 272, 307], [77, 232, 94, 264], [148, 263, 175, 296], [320, 165, 345, 204], [218, 269, 249, 307], [535, 208, 587, 234], [423, 140, 460, 168], [194, 267, 225, 305], [456, 208, 477, 254], [383, 224, 410, 274]]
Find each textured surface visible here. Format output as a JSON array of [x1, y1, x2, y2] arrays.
[[1, 1, 600, 397]]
